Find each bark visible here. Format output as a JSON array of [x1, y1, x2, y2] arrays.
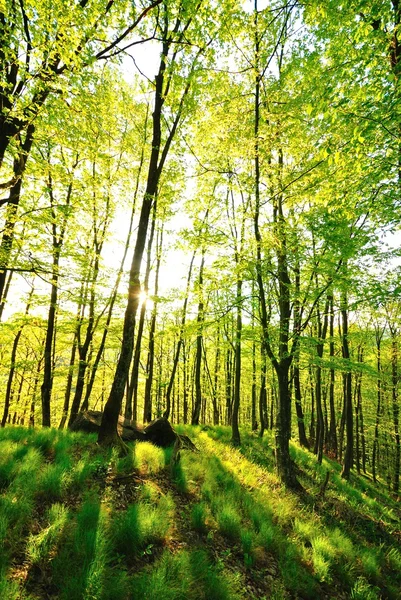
[[1, 286, 33, 427], [372, 324, 385, 483], [59, 331, 78, 429], [341, 294, 353, 480], [251, 332, 258, 431], [390, 329, 400, 494], [0, 124, 35, 306], [41, 154, 76, 426], [192, 252, 205, 425], [164, 250, 196, 419], [68, 168, 110, 427], [231, 277, 242, 446], [126, 177, 155, 420], [143, 223, 163, 423], [314, 297, 329, 464], [98, 10, 196, 445], [327, 294, 338, 457], [293, 258, 309, 448]]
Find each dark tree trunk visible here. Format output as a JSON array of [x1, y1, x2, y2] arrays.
[[98, 11, 196, 445], [327, 294, 338, 457], [372, 324, 385, 483], [231, 278, 242, 446], [293, 258, 309, 448], [390, 329, 400, 494], [341, 295, 353, 480], [258, 343, 267, 437], [251, 333, 258, 431], [314, 297, 329, 464], [164, 250, 196, 419], [192, 252, 205, 425], [143, 223, 163, 423], [59, 332, 78, 429], [183, 342, 188, 424], [126, 193, 156, 421], [0, 124, 35, 305], [41, 155, 75, 426]]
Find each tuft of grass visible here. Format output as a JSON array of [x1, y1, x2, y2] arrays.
[[240, 529, 255, 567], [360, 549, 380, 583], [191, 502, 208, 534], [132, 549, 239, 600], [134, 442, 165, 474], [350, 576, 380, 599], [215, 501, 241, 541], [113, 494, 174, 558], [37, 463, 68, 501], [27, 503, 69, 565]]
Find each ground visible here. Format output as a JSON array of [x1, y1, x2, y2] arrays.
[[0, 424, 400, 599]]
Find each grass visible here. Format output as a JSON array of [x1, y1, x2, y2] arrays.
[[0, 424, 399, 600]]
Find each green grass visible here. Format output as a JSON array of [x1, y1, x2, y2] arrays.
[[0, 424, 399, 600]]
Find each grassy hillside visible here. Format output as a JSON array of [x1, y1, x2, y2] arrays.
[[0, 425, 400, 600]]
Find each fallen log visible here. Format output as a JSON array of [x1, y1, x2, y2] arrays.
[[70, 410, 197, 450]]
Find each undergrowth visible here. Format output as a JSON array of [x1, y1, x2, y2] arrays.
[[0, 425, 399, 600]]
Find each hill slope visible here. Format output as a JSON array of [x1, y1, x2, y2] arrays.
[[0, 425, 400, 600]]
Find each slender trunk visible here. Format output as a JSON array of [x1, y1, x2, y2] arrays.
[[59, 332, 78, 429], [192, 252, 205, 425], [391, 330, 400, 494], [225, 347, 233, 425], [41, 156, 75, 426], [231, 278, 242, 446], [341, 293, 353, 480], [164, 250, 196, 419], [1, 286, 33, 426], [314, 297, 329, 464], [99, 12, 195, 444], [68, 169, 110, 427], [293, 257, 309, 448], [213, 329, 220, 425], [251, 334, 258, 431], [258, 341, 267, 436], [0, 125, 35, 305], [372, 325, 385, 483], [183, 342, 188, 424], [126, 193, 156, 420], [143, 223, 163, 423], [327, 294, 338, 456]]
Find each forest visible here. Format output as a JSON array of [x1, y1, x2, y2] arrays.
[[0, 0, 401, 598]]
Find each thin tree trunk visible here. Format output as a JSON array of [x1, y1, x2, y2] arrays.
[[1, 286, 34, 427], [372, 324, 385, 483], [341, 293, 353, 480], [231, 277, 242, 446], [327, 294, 338, 456], [164, 250, 196, 419], [143, 223, 163, 423], [98, 10, 198, 445], [126, 197, 157, 421], [390, 329, 400, 494], [192, 251, 205, 425], [0, 125, 35, 305]]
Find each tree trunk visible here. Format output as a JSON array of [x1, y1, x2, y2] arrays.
[[143, 223, 163, 423], [164, 250, 196, 419], [372, 324, 385, 483], [192, 252, 205, 425], [0, 125, 35, 305], [341, 294, 353, 480], [126, 192, 156, 420], [327, 294, 338, 457], [390, 330, 400, 494], [231, 277, 242, 446], [98, 11, 196, 445]]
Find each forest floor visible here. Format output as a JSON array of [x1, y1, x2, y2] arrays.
[[0, 424, 400, 600]]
